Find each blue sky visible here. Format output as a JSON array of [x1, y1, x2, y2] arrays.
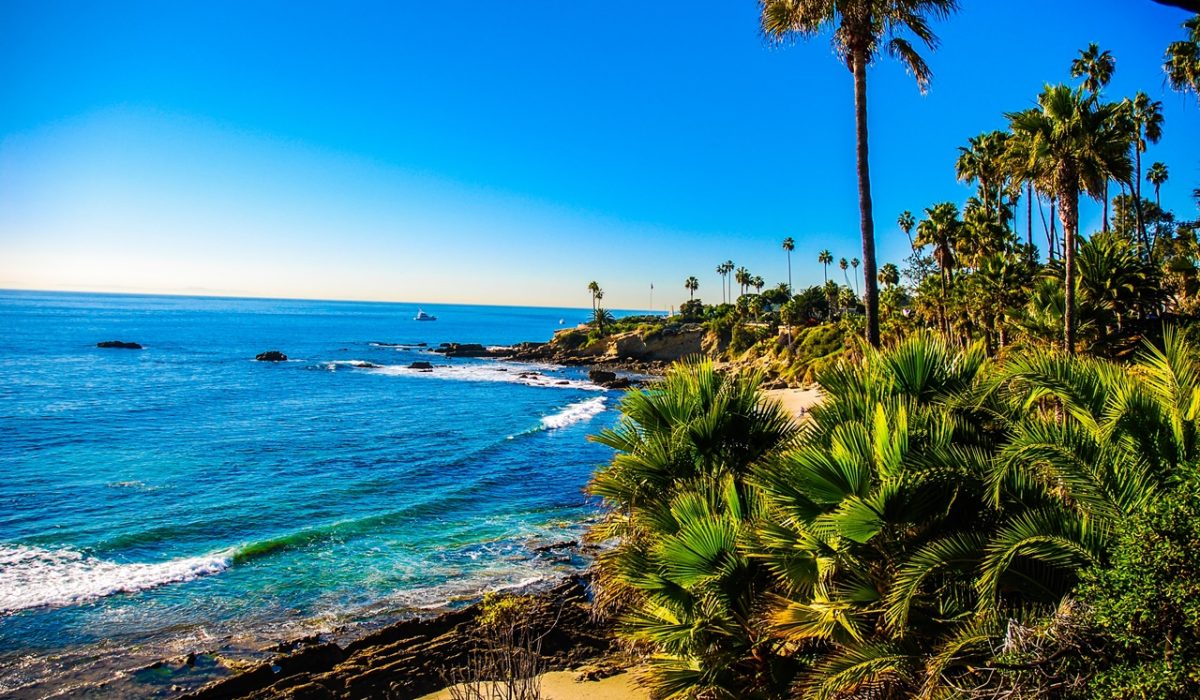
[[1, 1, 1197, 309]]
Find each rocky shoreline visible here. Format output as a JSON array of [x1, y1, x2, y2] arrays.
[[425, 323, 711, 381], [161, 576, 614, 700]]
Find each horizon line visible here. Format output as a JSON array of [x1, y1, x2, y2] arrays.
[[0, 286, 670, 315]]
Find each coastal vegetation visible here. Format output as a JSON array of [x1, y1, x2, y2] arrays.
[[576, 17, 1200, 700], [563, 25, 1199, 381], [587, 334, 1200, 698]]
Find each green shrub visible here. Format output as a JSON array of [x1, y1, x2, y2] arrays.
[[1077, 470, 1200, 699], [728, 322, 770, 356]]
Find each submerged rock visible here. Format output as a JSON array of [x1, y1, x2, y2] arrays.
[[97, 340, 143, 349], [533, 540, 578, 553], [431, 343, 509, 358], [408, 361, 433, 370], [588, 369, 617, 384], [255, 351, 288, 362]]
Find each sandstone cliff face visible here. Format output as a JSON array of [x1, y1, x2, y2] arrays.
[[608, 326, 704, 362], [545, 324, 709, 364]]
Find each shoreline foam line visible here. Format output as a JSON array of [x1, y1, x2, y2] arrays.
[[540, 396, 608, 430], [364, 362, 604, 391], [0, 544, 233, 613]]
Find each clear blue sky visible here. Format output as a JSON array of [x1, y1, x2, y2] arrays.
[[1, 1, 1197, 309]]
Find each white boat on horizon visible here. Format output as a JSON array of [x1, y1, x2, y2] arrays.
[[414, 309, 437, 321]]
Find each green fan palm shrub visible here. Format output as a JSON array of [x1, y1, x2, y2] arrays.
[[920, 329, 1200, 695], [587, 332, 1200, 699], [749, 332, 1004, 698], [750, 331, 1200, 697], [586, 360, 801, 698]]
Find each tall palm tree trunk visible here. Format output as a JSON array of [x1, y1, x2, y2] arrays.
[[1051, 197, 1059, 259], [1038, 194, 1053, 261], [1103, 181, 1109, 233], [786, 253, 792, 294], [939, 271, 949, 339], [1059, 179, 1079, 354], [1135, 147, 1148, 256], [852, 49, 880, 347], [1027, 183, 1034, 261]]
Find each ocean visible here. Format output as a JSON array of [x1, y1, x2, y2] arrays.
[[0, 290, 622, 697]]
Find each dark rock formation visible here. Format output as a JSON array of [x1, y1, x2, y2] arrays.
[[408, 361, 433, 370], [431, 343, 511, 358], [97, 340, 143, 349], [587, 370, 617, 385], [255, 351, 288, 362], [586, 369, 637, 390], [179, 576, 612, 700], [532, 540, 578, 553]]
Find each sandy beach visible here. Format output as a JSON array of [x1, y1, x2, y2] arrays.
[[765, 386, 823, 420], [419, 669, 649, 700]]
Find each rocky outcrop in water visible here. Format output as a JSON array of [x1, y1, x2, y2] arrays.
[[97, 340, 143, 349], [179, 576, 612, 700], [255, 351, 288, 362], [431, 343, 509, 358]]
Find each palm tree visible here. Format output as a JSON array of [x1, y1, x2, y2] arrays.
[[716, 261, 734, 304], [818, 249, 833, 285], [760, 0, 960, 349], [878, 262, 900, 287], [587, 281, 603, 312], [916, 202, 961, 338], [898, 210, 916, 252], [723, 260, 735, 303], [1071, 43, 1116, 231], [839, 257, 850, 289], [782, 236, 795, 293], [1165, 14, 1200, 104], [956, 131, 1010, 224], [1147, 161, 1170, 257], [1127, 92, 1164, 253], [1147, 161, 1169, 210], [850, 257, 861, 295], [1008, 85, 1132, 353], [684, 276, 699, 300], [1070, 42, 1115, 96], [737, 266, 754, 297], [752, 275, 765, 295]]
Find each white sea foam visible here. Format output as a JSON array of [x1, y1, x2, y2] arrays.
[[0, 544, 231, 613], [323, 360, 381, 371], [368, 361, 603, 391], [540, 396, 608, 430]]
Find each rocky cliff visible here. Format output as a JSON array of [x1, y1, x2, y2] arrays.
[[512, 323, 715, 369]]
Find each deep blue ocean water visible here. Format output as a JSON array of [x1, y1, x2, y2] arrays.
[[0, 290, 622, 696]]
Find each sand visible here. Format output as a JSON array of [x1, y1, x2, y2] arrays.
[[765, 386, 823, 421], [418, 669, 649, 700]]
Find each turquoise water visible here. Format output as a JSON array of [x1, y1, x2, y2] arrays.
[[0, 291, 620, 695]]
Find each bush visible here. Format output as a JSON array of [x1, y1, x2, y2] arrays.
[[446, 593, 544, 700], [554, 329, 588, 350], [679, 299, 705, 320], [728, 322, 771, 356], [1077, 471, 1200, 699]]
